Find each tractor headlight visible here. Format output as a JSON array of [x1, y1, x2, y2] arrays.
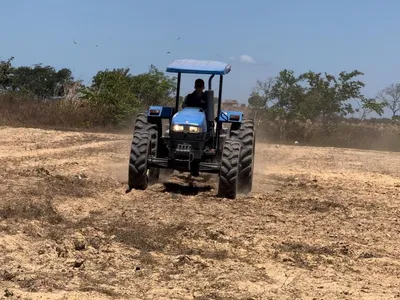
[[171, 124, 203, 133], [188, 126, 202, 133], [172, 124, 185, 132]]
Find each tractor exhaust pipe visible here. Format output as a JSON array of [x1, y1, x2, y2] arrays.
[[205, 90, 214, 122], [206, 74, 215, 123]]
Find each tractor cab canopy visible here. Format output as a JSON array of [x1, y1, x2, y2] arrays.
[[166, 59, 231, 75]]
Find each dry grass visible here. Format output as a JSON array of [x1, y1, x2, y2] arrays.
[[256, 118, 400, 151], [0, 93, 133, 132]]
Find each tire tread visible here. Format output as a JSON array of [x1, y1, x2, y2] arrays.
[[218, 140, 241, 199]]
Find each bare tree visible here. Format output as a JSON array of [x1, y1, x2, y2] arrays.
[[248, 77, 276, 109], [247, 77, 276, 128], [377, 83, 400, 118]]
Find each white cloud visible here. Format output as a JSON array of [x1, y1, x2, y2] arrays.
[[239, 54, 256, 64], [228, 54, 263, 65]]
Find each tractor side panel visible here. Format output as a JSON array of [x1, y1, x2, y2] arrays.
[[147, 106, 175, 118], [146, 106, 174, 159], [218, 110, 243, 123]]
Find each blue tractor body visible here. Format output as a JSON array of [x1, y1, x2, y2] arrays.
[[127, 59, 256, 199]]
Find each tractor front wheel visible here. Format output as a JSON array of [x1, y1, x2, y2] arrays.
[[218, 140, 241, 199]]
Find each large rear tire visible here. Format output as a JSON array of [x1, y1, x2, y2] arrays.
[[230, 119, 255, 194], [133, 112, 159, 185], [134, 112, 151, 132], [218, 140, 241, 199], [134, 113, 158, 156], [128, 131, 151, 190]]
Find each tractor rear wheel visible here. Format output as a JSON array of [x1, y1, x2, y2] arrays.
[[218, 139, 241, 199], [147, 126, 159, 185], [230, 119, 256, 194], [134, 112, 151, 131], [128, 131, 151, 190], [134, 113, 158, 156], [134, 112, 159, 184]]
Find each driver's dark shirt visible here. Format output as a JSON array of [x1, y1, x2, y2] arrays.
[[182, 91, 207, 110]]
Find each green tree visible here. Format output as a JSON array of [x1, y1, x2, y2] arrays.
[[82, 65, 175, 126], [356, 96, 386, 119], [297, 70, 364, 131], [10, 64, 74, 98], [0, 56, 14, 90], [254, 69, 381, 124], [249, 68, 385, 140], [299, 70, 384, 129], [130, 65, 176, 107], [82, 67, 139, 125], [270, 69, 306, 121]]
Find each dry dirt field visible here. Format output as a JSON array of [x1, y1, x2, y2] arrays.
[[0, 126, 399, 300]]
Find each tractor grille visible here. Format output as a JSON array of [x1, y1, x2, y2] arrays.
[[170, 139, 205, 151]]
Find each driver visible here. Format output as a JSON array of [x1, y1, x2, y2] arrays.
[[182, 78, 207, 110]]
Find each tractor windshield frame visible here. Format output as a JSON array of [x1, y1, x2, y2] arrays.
[[166, 59, 231, 114]]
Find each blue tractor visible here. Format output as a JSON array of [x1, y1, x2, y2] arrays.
[[126, 59, 256, 199]]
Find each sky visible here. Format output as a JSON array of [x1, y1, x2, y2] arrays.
[[1, 0, 400, 117]]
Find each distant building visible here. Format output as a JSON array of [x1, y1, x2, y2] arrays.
[[222, 99, 239, 109]]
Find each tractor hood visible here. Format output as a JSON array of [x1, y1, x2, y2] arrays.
[[171, 108, 207, 131]]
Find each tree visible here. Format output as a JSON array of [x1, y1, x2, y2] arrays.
[[270, 69, 306, 121], [130, 65, 176, 107], [247, 77, 279, 127], [353, 96, 386, 120], [248, 77, 276, 109], [82, 65, 176, 125], [10, 64, 74, 99], [0, 56, 14, 90], [249, 68, 385, 141], [297, 70, 366, 131], [82, 67, 139, 125], [252, 69, 372, 126], [376, 83, 400, 118]]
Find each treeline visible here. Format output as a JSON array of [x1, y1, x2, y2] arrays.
[[244, 69, 400, 150], [1, 56, 399, 151], [0, 56, 177, 128]]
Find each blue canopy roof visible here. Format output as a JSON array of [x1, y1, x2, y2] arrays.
[[166, 59, 231, 75]]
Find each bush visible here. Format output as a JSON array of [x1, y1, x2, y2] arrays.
[[0, 93, 114, 130]]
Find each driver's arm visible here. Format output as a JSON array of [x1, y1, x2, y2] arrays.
[[181, 95, 188, 108], [200, 95, 207, 109]]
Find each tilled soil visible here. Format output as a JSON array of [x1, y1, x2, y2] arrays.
[[0, 126, 399, 300]]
